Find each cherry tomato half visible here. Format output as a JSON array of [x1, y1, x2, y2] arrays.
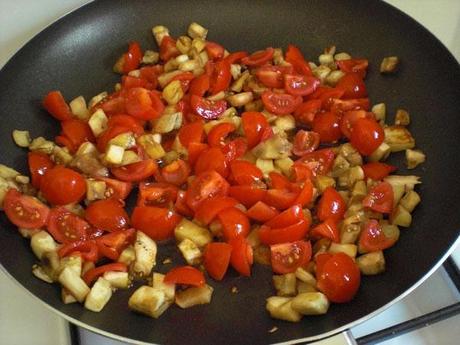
[[217, 207, 250, 241], [270, 240, 312, 274], [131, 206, 182, 240], [261, 91, 302, 115], [317, 187, 346, 222], [3, 189, 50, 229], [203, 242, 233, 281], [47, 206, 90, 243], [28, 152, 54, 189], [164, 265, 205, 287], [350, 117, 384, 156], [40, 166, 86, 205], [363, 181, 394, 214], [85, 198, 130, 232]]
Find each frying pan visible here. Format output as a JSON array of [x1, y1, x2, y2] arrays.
[[0, 0, 459, 344]]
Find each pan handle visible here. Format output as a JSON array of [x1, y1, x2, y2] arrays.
[[309, 330, 356, 345]]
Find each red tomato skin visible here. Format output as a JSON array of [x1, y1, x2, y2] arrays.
[[362, 162, 397, 180], [85, 199, 130, 232], [204, 242, 233, 281], [209, 60, 232, 95], [317, 187, 347, 222], [28, 152, 54, 189], [263, 189, 299, 210], [359, 219, 398, 252], [350, 117, 384, 155], [161, 159, 191, 186], [293, 179, 314, 207], [298, 148, 335, 176], [293, 99, 322, 125], [265, 204, 304, 228], [189, 74, 210, 97], [285, 44, 312, 76], [59, 119, 95, 153], [317, 252, 361, 303], [230, 160, 264, 186], [58, 239, 98, 262], [255, 65, 293, 88], [229, 236, 253, 277], [194, 147, 229, 178], [98, 177, 132, 200], [42, 91, 73, 121], [122, 42, 143, 73], [258, 219, 310, 245], [207, 122, 236, 147], [247, 201, 279, 223], [194, 196, 238, 226], [241, 47, 274, 66], [159, 36, 180, 62], [40, 166, 86, 205], [178, 120, 205, 148], [310, 218, 340, 242], [164, 266, 206, 287], [336, 72, 368, 99], [363, 181, 394, 213], [228, 185, 267, 208], [336, 59, 368, 78], [217, 207, 250, 241], [241, 111, 270, 149], [3, 189, 50, 229], [131, 206, 182, 240], [270, 241, 312, 274], [111, 159, 158, 182], [186, 170, 230, 211], [83, 263, 128, 286], [190, 95, 227, 120], [339, 109, 375, 139], [312, 111, 342, 143], [174, 190, 194, 217]]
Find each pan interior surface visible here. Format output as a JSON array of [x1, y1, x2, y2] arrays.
[[0, 1, 459, 344]]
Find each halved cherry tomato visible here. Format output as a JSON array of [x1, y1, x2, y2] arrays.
[[310, 218, 339, 242], [98, 177, 133, 200], [241, 111, 270, 149], [161, 159, 191, 186], [194, 147, 229, 177], [308, 86, 345, 110], [263, 189, 299, 210], [189, 74, 210, 97], [268, 172, 291, 190], [229, 185, 267, 208], [223, 51, 248, 65], [255, 65, 293, 88], [222, 138, 248, 162], [174, 190, 194, 217], [194, 196, 238, 226], [336, 58, 368, 79], [209, 60, 232, 95], [111, 159, 158, 182], [293, 99, 322, 125], [258, 219, 309, 245], [203, 242, 233, 281], [362, 162, 397, 181], [359, 219, 398, 252], [99, 95, 126, 115], [186, 170, 230, 211], [350, 117, 384, 155], [159, 36, 180, 62], [122, 41, 143, 74], [261, 91, 302, 115], [339, 109, 375, 139], [270, 240, 312, 274], [40, 166, 86, 205], [178, 120, 205, 148], [241, 47, 274, 66], [229, 235, 253, 276], [47, 207, 90, 243], [316, 252, 361, 303], [96, 229, 135, 260], [187, 142, 209, 166], [42, 91, 73, 121], [125, 87, 164, 120], [312, 111, 342, 143], [58, 239, 98, 262], [230, 160, 264, 186], [190, 95, 227, 120], [247, 201, 279, 223], [330, 98, 370, 114], [207, 122, 236, 147], [291, 161, 314, 182], [284, 74, 320, 96], [3, 189, 50, 229], [205, 41, 225, 60], [83, 263, 128, 286], [59, 119, 95, 153], [164, 265, 205, 287], [107, 114, 144, 133], [217, 207, 250, 241], [317, 187, 346, 222], [85, 199, 129, 232], [265, 204, 303, 228], [285, 44, 312, 76], [121, 75, 149, 90], [292, 130, 320, 156], [298, 148, 335, 176], [293, 179, 314, 207], [28, 152, 54, 189], [363, 181, 394, 213], [336, 72, 368, 99], [131, 206, 182, 240]]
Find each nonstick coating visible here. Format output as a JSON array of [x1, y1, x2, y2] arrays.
[[0, 1, 459, 344]]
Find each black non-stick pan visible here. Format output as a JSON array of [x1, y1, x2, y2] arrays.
[[1, 1, 459, 344]]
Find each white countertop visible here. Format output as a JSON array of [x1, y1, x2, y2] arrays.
[[0, 1, 459, 345]]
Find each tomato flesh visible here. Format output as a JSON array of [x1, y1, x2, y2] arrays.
[[3, 189, 50, 229], [270, 241, 312, 274], [47, 207, 90, 243]]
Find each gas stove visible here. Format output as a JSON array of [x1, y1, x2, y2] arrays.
[[1, 1, 459, 344]]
